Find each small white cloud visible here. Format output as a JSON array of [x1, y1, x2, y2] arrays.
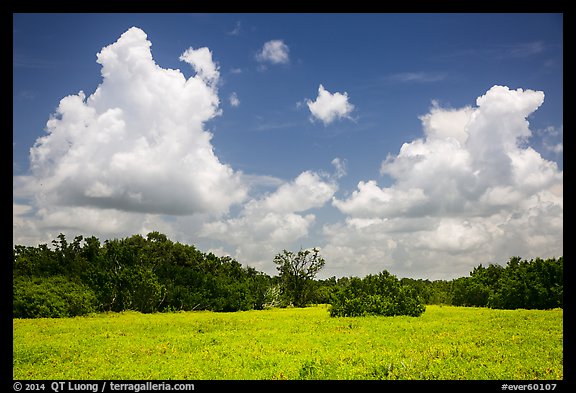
[[306, 84, 355, 125], [261, 171, 337, 214], [229, 92, 240, 107], [256, 40, 289, 65]]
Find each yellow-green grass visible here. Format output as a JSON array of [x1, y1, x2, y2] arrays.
[[13, 305, 562, 380]]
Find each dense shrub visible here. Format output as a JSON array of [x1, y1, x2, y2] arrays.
[[329, 271, 426, 317], [13, 276, 98, 318]]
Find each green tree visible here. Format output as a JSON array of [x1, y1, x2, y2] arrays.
[[329, 271, 425, 317], [488, 256, 563, 309], [273, 248, 325, 307]]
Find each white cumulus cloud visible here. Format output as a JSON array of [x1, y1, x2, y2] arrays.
[[15, 26, 248, 221], [306, 84, 355, 125], [324, 85, 562, 279], [256, 40, 290, 64], [179, 46, 220, 84], [200, 170, 337, 274]]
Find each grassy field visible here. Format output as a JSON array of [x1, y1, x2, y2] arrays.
[[13, 305, 563, 380]]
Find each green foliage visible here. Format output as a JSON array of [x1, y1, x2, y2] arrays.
[[388, 257, 563, 311], [13, 232, 274, 317], [13, 276, 98, 318], [399, 277, 454, 305], [12, 232, 563, 318], [488, 257, 563, 309], [450, 257, 563, 310], [329, 271, 426, 317], [451, 276, 492, 307], [273, 247, 325, 307]]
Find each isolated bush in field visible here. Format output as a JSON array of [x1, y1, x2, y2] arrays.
[[13, 276, 98, 318], [329, 271, 425, 317]]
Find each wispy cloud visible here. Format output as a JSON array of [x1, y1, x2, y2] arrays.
[[252, 119, 300, 132], [499, 41, 546, 58], [229, 92, 240, 107], [15, 90, 38, 100], [13, 53, 60, 69], [386, 71, 447, 83], [538, 125, 563, 155], [436, 40, 547, 61], [228, 21, 241, 36]]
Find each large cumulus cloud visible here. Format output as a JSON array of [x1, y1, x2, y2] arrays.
[[325, 85, 562, 279], [19, 27, 247, 217]]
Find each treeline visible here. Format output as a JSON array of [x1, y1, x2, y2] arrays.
[[13, 232, 562, 318], [398, 256, 563, 310], [451, 257, 563, 309], [13, 232, 272, 318]]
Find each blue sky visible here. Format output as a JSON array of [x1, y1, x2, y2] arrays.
[[13, 13, 563, 279]]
